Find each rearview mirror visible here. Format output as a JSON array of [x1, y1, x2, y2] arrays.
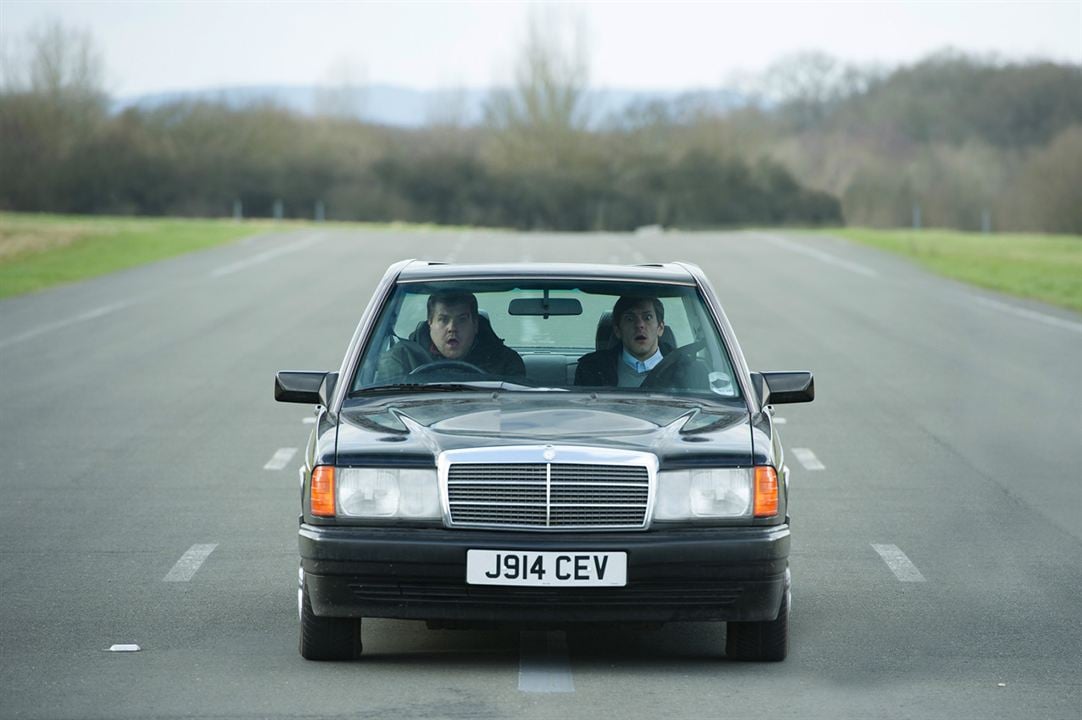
[[508, 297, 582, 317]]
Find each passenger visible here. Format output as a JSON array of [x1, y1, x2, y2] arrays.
[[574, 296, 706, 389], [379, 291, 525, 379]]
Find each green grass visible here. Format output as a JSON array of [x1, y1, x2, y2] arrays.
[[0, 213, 481, 300], [0, 213, 284, 299], [831, 228, 1082, 314]]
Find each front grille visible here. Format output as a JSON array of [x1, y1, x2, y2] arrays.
[[446, 461, 650, 530]]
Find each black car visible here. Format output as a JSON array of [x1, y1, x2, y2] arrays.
[[275, 260, 813, 661]]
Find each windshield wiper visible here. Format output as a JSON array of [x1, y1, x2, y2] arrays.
[[356, 381, 542, 395], [356, 383, 483, 394]]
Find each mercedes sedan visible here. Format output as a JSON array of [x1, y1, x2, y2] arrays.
[[275, 260, 814, 661]]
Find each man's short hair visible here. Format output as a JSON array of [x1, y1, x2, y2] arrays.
[[612, 296, 664, 324], [427, 291, 478, 321]]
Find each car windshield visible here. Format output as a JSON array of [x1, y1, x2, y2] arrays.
[[350, 279, 740, 398]]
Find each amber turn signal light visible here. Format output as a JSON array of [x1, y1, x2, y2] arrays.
[[311, 466, 336, 517], [754, 466, 779, 517]]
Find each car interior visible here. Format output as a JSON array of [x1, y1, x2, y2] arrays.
[[353, 283, 737, 397]]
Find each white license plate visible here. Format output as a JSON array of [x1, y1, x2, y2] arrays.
[[466, 550, 627, 587]]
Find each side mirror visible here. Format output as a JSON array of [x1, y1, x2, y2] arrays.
[[751, 371, 814, 409], [275, 371, 330, 405], [318, 372, 338, 408]]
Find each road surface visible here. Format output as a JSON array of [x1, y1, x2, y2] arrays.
[[1, 228, 1079, 719]]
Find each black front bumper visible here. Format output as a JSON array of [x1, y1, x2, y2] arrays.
[[300, 524, 790, 624]]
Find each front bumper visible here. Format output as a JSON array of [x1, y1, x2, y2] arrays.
[[300, 524, 790, 624]]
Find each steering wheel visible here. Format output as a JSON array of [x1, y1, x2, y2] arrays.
[[407, 360, 487, 377], [642, 340, 706, 389]]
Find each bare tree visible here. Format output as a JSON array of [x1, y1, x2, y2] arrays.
[[28, 20, 104, 98], [315, 58, 366, 120], [481, 4, 595, 185], [484, 6, 592, 134]]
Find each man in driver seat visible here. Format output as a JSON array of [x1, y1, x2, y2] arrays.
[[575, 296, 706, 389], [379, 291, 525, 379]]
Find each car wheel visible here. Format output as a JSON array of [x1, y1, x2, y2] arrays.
[[299, 582, 362, 661], [725, 588, 789, 662]]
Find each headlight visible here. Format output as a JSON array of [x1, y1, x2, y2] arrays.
[[654, 468, 753, 520], [336, 468, 441, 519]]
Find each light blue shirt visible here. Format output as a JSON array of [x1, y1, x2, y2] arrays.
[[622, 347, 663, 373], [617, 348, 663, 387]]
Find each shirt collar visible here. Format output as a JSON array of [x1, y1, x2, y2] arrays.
[[621, 347, 663, 374]]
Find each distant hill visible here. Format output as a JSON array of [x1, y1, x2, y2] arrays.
[[113, 84, 747, 128]]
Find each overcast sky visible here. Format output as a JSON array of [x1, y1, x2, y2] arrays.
[[2, 0, 1080, 97]]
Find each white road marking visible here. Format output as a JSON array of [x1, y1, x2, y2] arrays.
[[968, 295, 1082, 334], [210, 235, 323, 277], [774, 417, 787, 425], [302, 417, 316, 424], [163, 544, 218, 582], [758, 233, 879, 277], [791, 447, 825, 470], [0, 301, 130, 350], [872, 544, 927, 582], [518, 631, 574, 693], [264, 447, 297, 470], [108, 644, 141, 652]]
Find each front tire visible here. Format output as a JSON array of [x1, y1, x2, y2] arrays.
[[725, 588, 789, 662], [299, 582, 362, 661]]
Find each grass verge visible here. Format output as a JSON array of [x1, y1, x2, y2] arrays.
[[0, 213, 281, 299], [830, 228, 1082, 314]]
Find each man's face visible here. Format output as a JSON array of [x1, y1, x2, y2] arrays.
[[428, 301, 478, 360], [614, 300, 664, 361]]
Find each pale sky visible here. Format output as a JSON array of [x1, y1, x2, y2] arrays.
[[1, 0, 1080, 97]]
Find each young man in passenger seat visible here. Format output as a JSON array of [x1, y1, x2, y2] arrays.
[[574, 296, 706, 390]]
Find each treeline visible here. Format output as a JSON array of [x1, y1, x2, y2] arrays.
[[740, 52, 1082, 232], [1, 23, 1080, 232], [0, 94, 839, 229]]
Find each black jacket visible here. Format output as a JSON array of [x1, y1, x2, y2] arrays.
[[378, 316, 525, 380], [574, 345, 708, 391]]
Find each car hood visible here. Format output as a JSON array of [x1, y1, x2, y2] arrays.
[[336, 393, 752, 467]]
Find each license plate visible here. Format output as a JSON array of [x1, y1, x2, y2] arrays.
[[466, 550, 627, 587]]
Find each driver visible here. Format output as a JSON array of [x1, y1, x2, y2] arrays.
[[574, 296, 706, 389], [379, 291, 525, 380]]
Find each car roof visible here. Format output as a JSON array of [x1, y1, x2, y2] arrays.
[[395, 261, 700, 285]]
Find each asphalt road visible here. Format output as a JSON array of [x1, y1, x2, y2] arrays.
[[1, 228, 1079, 720]]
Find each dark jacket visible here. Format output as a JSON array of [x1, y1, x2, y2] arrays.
[[574, 345, 708, 391], [378, 316, 525, 380]]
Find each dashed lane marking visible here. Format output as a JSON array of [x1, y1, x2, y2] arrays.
[[302, 417, 316, 424], [264, 447, 297, 470], [757, 233, 879, 278], [163, 544, 218, 582], [968, 295, 1082, 334], [210, 235, 323, 277], [0, 301, 130, 350], [519, 631, 574, 693], [872, 544, 927, 582], [791, 448, 825, 471]]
